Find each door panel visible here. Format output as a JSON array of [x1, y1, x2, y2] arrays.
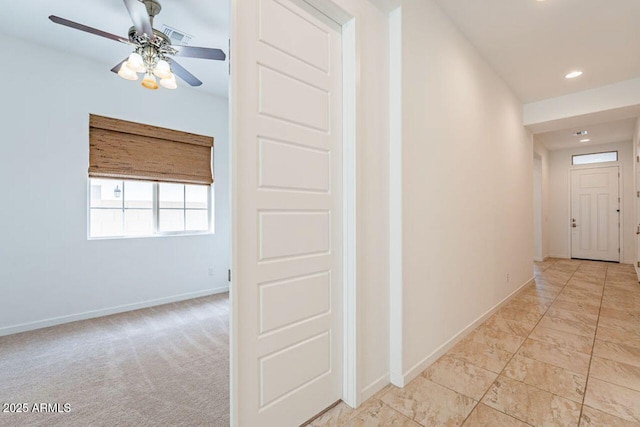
[[232, 0, 343, 424], [579, 194, 591, 250], [597, 194, 609, 251], [571, 167, 619, 262]]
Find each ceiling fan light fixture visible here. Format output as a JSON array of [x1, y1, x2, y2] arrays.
[[160, 73, 177, 89], [128, 52, 146, 73], [141, 72, 159, 90], [117, 61, 139, 80], [153, 59, 172, 79], [49, 0, 226, 91]]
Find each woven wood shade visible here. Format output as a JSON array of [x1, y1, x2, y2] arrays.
[[89, 115, 213, 185]]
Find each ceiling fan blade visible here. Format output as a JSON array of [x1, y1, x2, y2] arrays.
[[49, 16, 129, 44], [123, 0, 154, 38], [168, 59, 202, 86], [110, 58, 129, 73], [171, 46, 226, 61]]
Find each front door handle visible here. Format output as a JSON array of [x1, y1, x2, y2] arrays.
[[572, 218, 577, 228]]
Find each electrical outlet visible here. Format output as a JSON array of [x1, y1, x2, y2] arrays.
[[506, 273, 510, 283], [208, 267, 214, 276]]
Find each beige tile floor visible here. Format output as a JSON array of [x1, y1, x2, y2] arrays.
[[307, 259, 640, 426]]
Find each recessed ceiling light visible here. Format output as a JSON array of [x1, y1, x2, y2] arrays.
[[580, 139, 591, 143], [566, 71, 583, 79]]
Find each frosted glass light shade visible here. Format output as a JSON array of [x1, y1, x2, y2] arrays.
[[160, 73, 177, 89], [141, 73, 158, 90], [153, 59, 172, 79], [117, 61, 138, 81], [128, 52, 146, 73]]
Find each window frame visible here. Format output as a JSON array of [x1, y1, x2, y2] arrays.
[[571, 151, 618, 166], [87, 178, 213, 240]]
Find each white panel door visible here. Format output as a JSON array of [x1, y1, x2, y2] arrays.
[[232, 0, 343, 425], [570, 166, 620, 262]]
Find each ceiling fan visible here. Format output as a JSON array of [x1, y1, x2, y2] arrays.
[[49, 0, 226, 90]]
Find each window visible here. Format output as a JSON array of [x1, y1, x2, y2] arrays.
[[89, 179, 210, 238], [87, 115, 213, 238], [572, 151, 618, 165], [159, 183, 209, 232]]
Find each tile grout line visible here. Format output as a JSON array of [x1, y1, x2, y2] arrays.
[[372, 398, 420, 426], [357, 398, 418, 427], [458, 259, 581, 427], [364, 261, 558, 427], [357, 382, 427, 426], [577, 263, 613, 425], [355, 260, 627, 427]]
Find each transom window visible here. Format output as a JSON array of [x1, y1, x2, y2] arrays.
[[572, 151, 618, 165], [89, 178, 211, 238]]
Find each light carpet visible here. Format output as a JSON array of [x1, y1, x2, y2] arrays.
[[0, 294, 229, 427]]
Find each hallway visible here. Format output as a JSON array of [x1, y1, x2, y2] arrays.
[[310, 259, 640, 426]]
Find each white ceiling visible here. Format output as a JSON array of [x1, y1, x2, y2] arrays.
[[434, 0, 640, 103], [535, 117, 637, 151], [5, 1, 640, 104], [0, 0, 229, 97]]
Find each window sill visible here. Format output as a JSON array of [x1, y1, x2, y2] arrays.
[[88, 231, 214, 241]]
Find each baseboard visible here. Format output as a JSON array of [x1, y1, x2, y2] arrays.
[[0, 286, 229, 337], [389, 371, 404, 387], [548, 255, 633, 265], [360, 373, 390, 402], [400, 277, 534, 386], [533, 257, 544, 262]]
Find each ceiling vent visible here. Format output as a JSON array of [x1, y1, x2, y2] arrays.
[[161, 25, 193, 45]]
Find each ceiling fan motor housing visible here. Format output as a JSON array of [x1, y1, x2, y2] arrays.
[[142, 0, 162, 19], [128, 26, 172, 44]]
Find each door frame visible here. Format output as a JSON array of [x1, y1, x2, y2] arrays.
[[636, 144, 640, 277], [228, 1, 360, 424], [568, 162, 623, 262], [533, 153, 543, 262]]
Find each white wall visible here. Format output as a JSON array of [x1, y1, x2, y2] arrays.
[[0, 34, 230, 335], [547, 141, 634, 263], [395, 0, 534, 383]]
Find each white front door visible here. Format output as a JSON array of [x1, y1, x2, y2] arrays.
[[231, 0, 343, 425], [570, 166, 620, 262]]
